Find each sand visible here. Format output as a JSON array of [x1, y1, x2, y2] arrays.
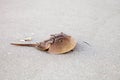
[[0, 0, 120, 80]]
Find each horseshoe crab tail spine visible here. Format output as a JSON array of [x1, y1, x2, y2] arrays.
[[11, 43, 37, 47]]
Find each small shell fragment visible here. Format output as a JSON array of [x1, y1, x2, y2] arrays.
[[20, 37, 32, 42]]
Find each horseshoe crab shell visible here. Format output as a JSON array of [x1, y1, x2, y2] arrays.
[[48, 35, 76, 54]]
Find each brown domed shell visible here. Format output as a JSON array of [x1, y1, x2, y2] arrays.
[[48, 35, 76, 54]]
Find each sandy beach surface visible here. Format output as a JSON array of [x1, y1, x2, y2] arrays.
[[0, 0, 120, 80]]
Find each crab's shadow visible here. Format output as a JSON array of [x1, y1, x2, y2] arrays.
[[74, 41, 92, 53]]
